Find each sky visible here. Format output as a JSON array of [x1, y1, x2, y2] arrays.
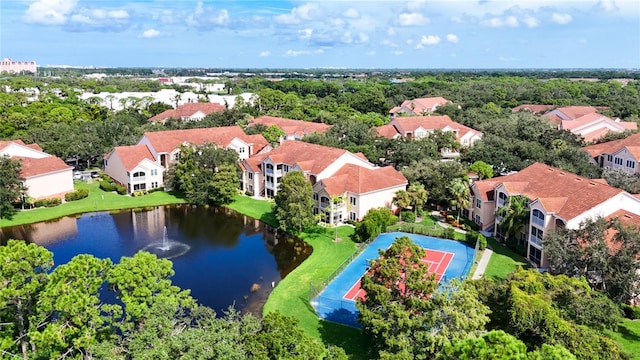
[[1, 0, 639, 69]]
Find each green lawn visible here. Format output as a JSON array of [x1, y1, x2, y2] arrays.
[[609, 319, 640, 359], [483, 237, 529, 280], [0, 180, 185, 227]]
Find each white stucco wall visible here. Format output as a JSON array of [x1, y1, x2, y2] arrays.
[[25, 169, 73, 199]]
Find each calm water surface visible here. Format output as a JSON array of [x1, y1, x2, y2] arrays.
[[0, 205, 312, 315]]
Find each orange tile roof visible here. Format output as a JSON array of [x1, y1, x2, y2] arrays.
[[392, 115, 482, 141], [142, 126, 250, 154], [320, 164, 407, 195], [251, 116, 331, 137], [149, 102, 225, 122], [14, 156, 72, 178], [472, 180, 498, 201], [392, 97, 450, 114], [264, 141, 370, 175], [553, 106, 599, 120], [583, 132, 640, 157], [106, 144, 156, 171], [375, 124, 401, 139], [474, 162, 624, 221], [244, 134, 270, 153]]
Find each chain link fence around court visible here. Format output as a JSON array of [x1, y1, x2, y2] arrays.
[[309, 231, 481, 328]]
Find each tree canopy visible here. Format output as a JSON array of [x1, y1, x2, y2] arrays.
[[274, 170, 315, 232]]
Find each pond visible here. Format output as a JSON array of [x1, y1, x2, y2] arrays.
[[0, 205, 312, 316]]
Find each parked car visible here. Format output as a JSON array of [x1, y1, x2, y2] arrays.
[[91, 171, 100, 178], [73, 171, 82, 180]]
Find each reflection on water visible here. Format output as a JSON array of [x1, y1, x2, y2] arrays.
[[0, 205, 312, 316]]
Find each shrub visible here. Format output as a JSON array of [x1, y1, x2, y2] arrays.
[[115, 184, 127, 195], [443, 227, 456, 240], [100, 181, 116, 192], [401, 211, 416, 223], [621, 304, 640, 319], [132, 190, 149, 197], [64, 189, 89, 202], [34, 198, 61, 208]]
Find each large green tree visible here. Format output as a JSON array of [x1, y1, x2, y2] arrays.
[[274, 170, 315, 232], [0, 156, 26, 220], [544, 216, 640, 303], [167, 144, 239, 205], [357, 236, 490, 359], [473, 269, 626, 360], [0, 240, 53, 359]]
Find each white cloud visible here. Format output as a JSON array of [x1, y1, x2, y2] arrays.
[[406, 0, 427, 12], [298, 28, 313, 40], [358, 32, 369, 43], [23, 0, 78, 25], [393, 50, 404, 55], [186, 3, 231, 28], [482, 16, 519, 28], [398, 12, 429, 26], [343, 8, 359, 18], [283, 48, 324, 57], [139, 29, 161, 38], [275, 3, 319, 25], [522, 16, 539, 28], [259, 51, 271, 57], [108, 10, 129, 19], [446, 34, 459, 43], [387, 27, 396, 36], [341, 31, 353, 44], [551, 13, 572, 24], [366, 50, 376, 56], [381, 39, 399, 48], [415, 34, 441, 49]]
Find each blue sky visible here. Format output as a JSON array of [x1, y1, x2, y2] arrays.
[[1, 0, 638, 69]]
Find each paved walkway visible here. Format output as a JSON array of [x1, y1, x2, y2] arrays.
[[472, 247, 493, 280]]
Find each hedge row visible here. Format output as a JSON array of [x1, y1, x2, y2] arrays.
[[99, 181, 127, 195], [34, 198, 62, 208], [64, 189, 89, 202]]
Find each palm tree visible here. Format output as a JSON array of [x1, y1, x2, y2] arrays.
[[448, 178, 470, 223], [393, 190, 412, 222], [496, 195, 530, 242], [407, 183, 428, 218]]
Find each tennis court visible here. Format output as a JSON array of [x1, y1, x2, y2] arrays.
[[311, 232, 475, 328]]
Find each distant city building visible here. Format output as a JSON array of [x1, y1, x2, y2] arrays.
[[0, 58, 37, 74]]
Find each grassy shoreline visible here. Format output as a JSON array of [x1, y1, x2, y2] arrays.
[[16, 188, 630, 358]]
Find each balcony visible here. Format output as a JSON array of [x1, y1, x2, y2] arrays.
[[532, 216, 545, 227], [265, 168, 282, 176], [266, 181, 274, 188], [530, 234, 543, 246], [132, 176, 146, 182]]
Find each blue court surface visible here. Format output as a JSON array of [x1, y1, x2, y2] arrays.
[[311, 232, 475, 328]]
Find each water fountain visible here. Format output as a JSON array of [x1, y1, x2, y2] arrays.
[[141, 226, 191, 259]]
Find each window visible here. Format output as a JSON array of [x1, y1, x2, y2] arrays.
[[615, 157, 623, 165], [239, 147, 245, 153], [350, 212, 357, 221], [313, 193, 319, 201], [320, 196, 330, 208], [476, 198, 482, 208], [104, 160, 108, 166], [151, 182, 158, 188], [528, 245, 542, 267], [532, 209, 545, 227], [497, 192, 508, 207], [350, 196, 356, 206], [474, 214, 481, 225], [133, 183, 146, 191], [607, 154, 613, 162], [283, 165, 289, 172], [133, 171, 145, 178], [530, 226, 544, 246], [627, 160, 636, 169], [150, 169, 157, 176], [248, 172, 253, 180]]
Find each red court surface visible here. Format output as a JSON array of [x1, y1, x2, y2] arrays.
[[343, 249, 454, 301]]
